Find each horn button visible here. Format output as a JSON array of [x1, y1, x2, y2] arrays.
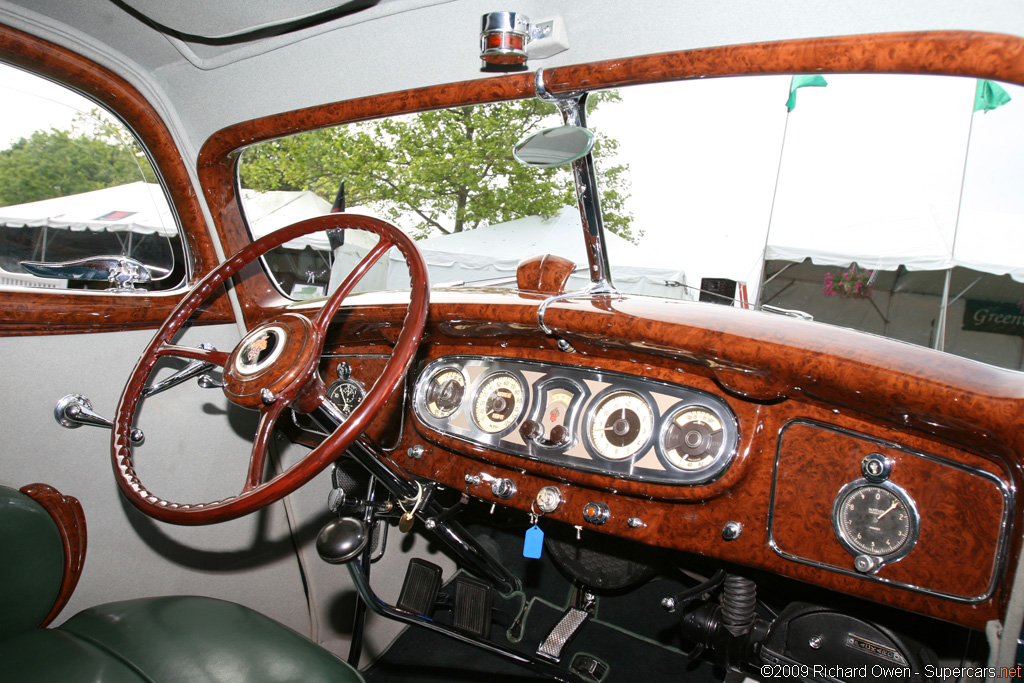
[[223, 314, 319, 408]]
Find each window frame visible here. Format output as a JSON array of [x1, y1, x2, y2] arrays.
[[0, 23, 232, 335]]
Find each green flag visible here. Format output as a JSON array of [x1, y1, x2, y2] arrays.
[[974, 79, 1011, 113], [786, 74, 828, 112]]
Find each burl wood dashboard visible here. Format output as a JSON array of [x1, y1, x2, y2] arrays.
[[314, 289, 1021, 631]]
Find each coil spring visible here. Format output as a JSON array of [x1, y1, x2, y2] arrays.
[[720, 574, 756, 636]]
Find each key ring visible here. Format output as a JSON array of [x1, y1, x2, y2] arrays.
[[399, 480, 424, 516]]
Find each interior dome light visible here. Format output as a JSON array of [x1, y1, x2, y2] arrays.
[[480, 11, 530, 65]]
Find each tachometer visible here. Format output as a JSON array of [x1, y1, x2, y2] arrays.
[[473, 372, 525, 434], [586, 390, 654, 461]]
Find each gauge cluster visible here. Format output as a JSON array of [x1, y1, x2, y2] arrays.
[[412, 356, 739, 485]]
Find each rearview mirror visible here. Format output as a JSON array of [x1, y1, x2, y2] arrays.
[[513, 125, 595, 168]]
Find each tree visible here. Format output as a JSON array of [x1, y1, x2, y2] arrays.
[[0, 109, 156, 207], [239, 93, 636, 241]]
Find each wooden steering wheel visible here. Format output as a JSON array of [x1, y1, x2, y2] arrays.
[[111, 214, 428, 525]]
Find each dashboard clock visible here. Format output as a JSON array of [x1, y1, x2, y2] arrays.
[[832, 476, 919, 573]]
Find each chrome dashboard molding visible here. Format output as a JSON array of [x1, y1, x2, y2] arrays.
[[412, 355, 740, 486], [767, 418, 1014, 604]]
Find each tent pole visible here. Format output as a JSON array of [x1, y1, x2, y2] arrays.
[[935, 268, 952, 351], [756, 101, 792, 310], [937, 85, 979, 351]]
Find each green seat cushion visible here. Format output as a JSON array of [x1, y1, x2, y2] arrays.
[[0, 628, 148, 682], [0, 487, 63, 639], [59, 595, 364, 683]]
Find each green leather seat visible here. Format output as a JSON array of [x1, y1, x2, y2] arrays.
[[0, 486, 364, 682]]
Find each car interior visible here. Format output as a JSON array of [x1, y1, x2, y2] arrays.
[[1, 2, 1023, 682]]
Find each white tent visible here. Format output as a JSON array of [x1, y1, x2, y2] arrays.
[[764, 209, 1024, 283], [0, 181, 176, 236], [0, 183, 358, 252], [384, 207, 691, 298]]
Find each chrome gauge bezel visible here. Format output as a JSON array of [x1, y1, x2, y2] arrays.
[[583, 388, 657, 463], [412, 360, 471, 426], [526, 378, 588, 450], [655, 401, 739, 484], [471, 370, 528, 437], [831, 478, 920, 568], [421, 364, 469, 420]]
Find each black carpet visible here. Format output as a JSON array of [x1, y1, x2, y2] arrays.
[[362, 516, 726, 682]]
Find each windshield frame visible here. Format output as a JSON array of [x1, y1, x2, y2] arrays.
[[202, 30, 1024, 329]]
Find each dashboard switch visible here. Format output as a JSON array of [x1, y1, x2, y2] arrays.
[[520, 419, 543, 441], [491, 477, 517, 499], [582, 502, 610, 525], [535, 486, 562, 513]]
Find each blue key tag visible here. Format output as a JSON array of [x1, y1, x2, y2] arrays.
[[523, 524, 544, 559]]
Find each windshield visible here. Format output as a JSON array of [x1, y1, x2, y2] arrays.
[[237, 73, 1024, 372]]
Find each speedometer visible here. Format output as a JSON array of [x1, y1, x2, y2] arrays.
[[472, 372, 525, 434]]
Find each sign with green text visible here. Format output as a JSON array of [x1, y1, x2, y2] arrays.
[[963, 300, 1024, 337]]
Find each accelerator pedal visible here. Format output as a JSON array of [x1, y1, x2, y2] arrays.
[[452, 575, 493, 638], [396, 559, 443, 616], [536, 607, 591, 663]]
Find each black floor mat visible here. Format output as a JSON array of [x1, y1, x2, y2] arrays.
[[361, 516, 726, 683]]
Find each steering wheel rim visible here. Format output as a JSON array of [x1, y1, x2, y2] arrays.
[[112, 214, 428, 525]]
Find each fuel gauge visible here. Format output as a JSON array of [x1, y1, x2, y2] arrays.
[[523, 379, 585, 449]]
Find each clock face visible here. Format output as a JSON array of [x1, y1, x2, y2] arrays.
[[832, 479, 919, 567]]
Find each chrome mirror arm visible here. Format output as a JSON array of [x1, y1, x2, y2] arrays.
[[534, 69, 616, 293]]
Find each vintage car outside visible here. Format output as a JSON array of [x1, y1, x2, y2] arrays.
[[1, 2, 1023, 682]]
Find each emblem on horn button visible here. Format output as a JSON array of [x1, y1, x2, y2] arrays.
[[235, 325, 288, 376]]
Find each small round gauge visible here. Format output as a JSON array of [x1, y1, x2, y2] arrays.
[[833, 481, 919, 561], [473, 372, 525, 434], [587, 390, 655, 461], [424, 368, 466, 419], [326, 379, 365, 417], [661, 407, 725, 471]]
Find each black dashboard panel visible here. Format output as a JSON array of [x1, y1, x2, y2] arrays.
[[412, 356, 739, 485]]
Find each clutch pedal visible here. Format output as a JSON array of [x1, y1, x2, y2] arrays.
[[396, 559, 443, 616]]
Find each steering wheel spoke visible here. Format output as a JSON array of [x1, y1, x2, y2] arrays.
[[155, 342, 230, 367], [113, 215, 428, 525], [244, 401, 288, 492]]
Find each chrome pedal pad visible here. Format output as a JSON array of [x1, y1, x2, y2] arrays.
[[536, 607, 591, 662]]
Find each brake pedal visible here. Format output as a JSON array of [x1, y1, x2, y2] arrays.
[[536, 607, 591, 662], [453, 575, 493, 638], [396, 559, 443, 616]]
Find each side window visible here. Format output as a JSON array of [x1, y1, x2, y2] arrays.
[[0, 63, 185, 291]]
